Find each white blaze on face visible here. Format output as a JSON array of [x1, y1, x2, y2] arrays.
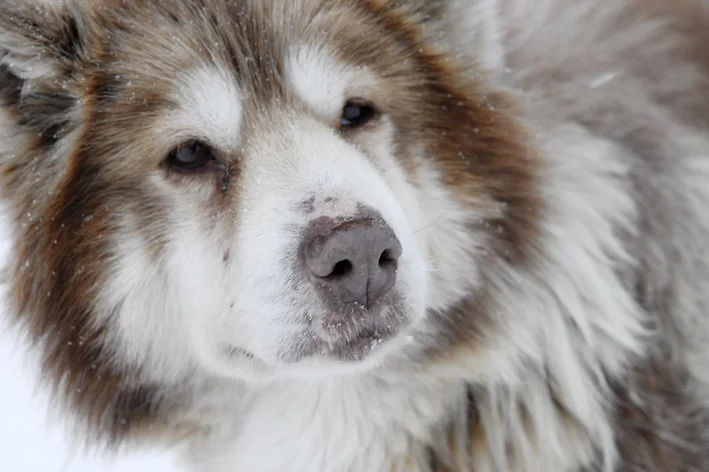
[[285, 44, 378, 120], [225, 118, 429, 375], [171, 64, 244, 151], [101, 46, 432, 384], [186, 44, 430, 377]]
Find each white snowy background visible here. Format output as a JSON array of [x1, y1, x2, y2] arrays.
[[0, 228, 181, 471], [0, 331, 184, 471]]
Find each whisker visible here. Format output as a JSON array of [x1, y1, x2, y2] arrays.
[[413, 217, 442, 234]]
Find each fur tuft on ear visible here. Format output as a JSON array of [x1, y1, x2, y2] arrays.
[[0, 0, 91, 145], [404, 0, 505, 72], [0, 0, 89, 81]]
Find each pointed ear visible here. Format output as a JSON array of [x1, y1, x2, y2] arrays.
[[0, 1, 91, 78], [406, 0, 505, 72], [0, 1, 92, 144]]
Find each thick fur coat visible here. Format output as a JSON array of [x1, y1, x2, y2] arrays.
[[2, 0, 709, 471]]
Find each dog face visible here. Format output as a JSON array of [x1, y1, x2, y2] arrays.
[[0, 0, 539, 438]]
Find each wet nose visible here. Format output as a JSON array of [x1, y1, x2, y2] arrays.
[[302, 216, 402, 308]]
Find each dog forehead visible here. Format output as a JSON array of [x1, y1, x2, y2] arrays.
[[161, 48, 370, 151], [102, 1, 390, 140]]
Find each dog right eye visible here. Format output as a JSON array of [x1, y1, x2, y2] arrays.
[[340, 100, 378, 129], [167, 140, 217, 170]]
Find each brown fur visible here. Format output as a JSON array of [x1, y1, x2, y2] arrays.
[[0, 0, 540, 447], [3, 0, 709, 470]]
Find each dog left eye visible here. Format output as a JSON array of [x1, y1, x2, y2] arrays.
[[167, 140, 217, 170], [340, 100, 378, 128]]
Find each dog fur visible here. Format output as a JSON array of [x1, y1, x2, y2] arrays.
[[2, 0, 709, 471]]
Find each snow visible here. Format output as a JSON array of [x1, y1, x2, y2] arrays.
[[0, 326, 183, 471], [587, 71, 619, 89]]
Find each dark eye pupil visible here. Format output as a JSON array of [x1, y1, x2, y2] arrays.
[[341, 102, 376, 128], [343, 105, 363, 121], [168, 140, 214, 169]]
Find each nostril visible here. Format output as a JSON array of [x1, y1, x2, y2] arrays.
[[329, 259, 353, 278], [301, 213, 402, 308], [378, 249, 398, 270]]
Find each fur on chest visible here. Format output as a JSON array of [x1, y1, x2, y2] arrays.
[[181, 376, 464, 472]]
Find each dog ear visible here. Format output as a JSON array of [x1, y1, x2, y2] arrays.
[[404, 0, 505, 72], [0, 1, 93, 144]]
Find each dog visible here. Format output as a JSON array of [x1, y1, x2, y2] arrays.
[[2, 0, 709, 470]]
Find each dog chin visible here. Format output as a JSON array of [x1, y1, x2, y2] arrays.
[[279, 335, 416, 379], [217, 325, 421, 381]]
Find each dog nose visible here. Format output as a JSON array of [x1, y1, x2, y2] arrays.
[[302, 216, 402, 308]]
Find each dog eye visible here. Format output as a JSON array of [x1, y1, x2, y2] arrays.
[[167, 140, 216, 170], [340, 100, 377, 129]]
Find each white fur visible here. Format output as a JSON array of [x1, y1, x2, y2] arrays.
[[3, 1, 704, 471], [178, 115, 428, 378], [112, 46, 647, 472], [102, 49, 430, 383], [468, 123, 646, 472], [169, 120, 649, 472], [286, 45, 378, 120], [184, 375, 463, 472], [171, 65, 244, 151]]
